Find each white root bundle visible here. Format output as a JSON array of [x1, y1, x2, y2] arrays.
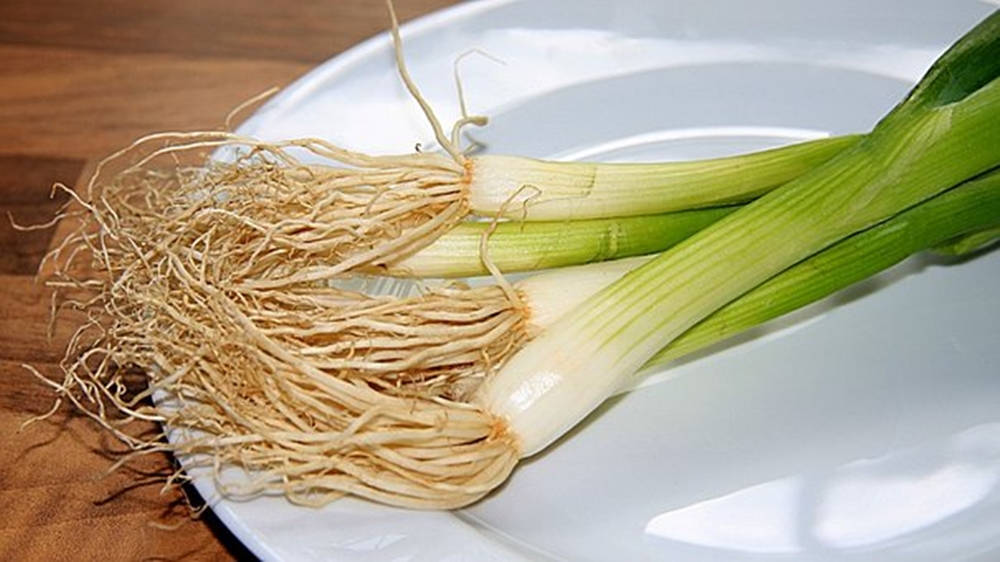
[[30, 125, 532, 510], [31, 1, 536, 510], [89, 133, 469, 287], [250, 283, 528, 400]]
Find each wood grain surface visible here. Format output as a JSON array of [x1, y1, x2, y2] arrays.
[[0, 1, 456, 560]]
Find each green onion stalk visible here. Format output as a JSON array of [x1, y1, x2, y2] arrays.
[[386, 205, 739, 278], [479, 10, 1000, 459], [643, 165, 1000, 369]]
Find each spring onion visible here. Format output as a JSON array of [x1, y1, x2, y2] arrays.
[[70, 158, 993, 509], [229, 164, 1000, 406], [77, 128, 852, 292], [35, 6, 1000, 511], [61, 0, 856, 293]]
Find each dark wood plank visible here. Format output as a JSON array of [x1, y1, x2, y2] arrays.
[[0, 155, 81, 275], [0, 405, 233, 561], [0, 44, 311, 159], [0, 275, 70, 364], [0, 0, 457, 63]]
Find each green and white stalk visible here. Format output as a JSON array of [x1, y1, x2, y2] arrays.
[[387, 206, 736, 277], [432, 164, 1000, 398], [475, 11, 1000, 457], [641, 165, 1000, 370], [464, 135, 858, 220], [384, 137, 859, 278], [932, 225, 1000, 256]]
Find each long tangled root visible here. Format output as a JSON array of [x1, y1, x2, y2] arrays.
[[246, 282, 530, 400], [35, 278, 520, 508], [84, 131, 470, 289], [27, 0, 532, 509], [30, 131, 527, 510]]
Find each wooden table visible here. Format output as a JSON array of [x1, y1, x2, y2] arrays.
[[0, 1, 456, 559]]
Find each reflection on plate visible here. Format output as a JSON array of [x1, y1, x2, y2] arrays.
[[186, 1, 1000, 560]]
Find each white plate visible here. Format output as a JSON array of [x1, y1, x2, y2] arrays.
[[198, 1, 1000, 559]]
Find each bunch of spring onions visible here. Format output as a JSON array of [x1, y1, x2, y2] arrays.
[[34, 6, 1000, 509]]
